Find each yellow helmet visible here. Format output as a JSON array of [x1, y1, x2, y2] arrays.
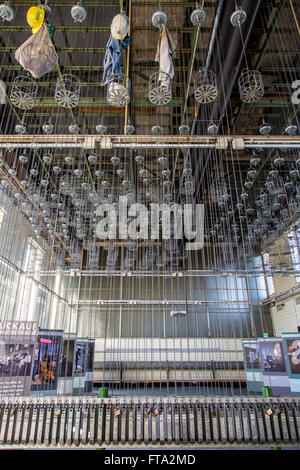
[[27, 6, 45, 34]]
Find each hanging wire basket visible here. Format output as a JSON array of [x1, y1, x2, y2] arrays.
[[10, 75, 38, 109], [149, 71, 172, 105], [54, 74, 81, 108], [106, 247, 119, 271], [238, 69, 264, 103], [107, 73, 130, 107], [123, 249, 136, 269], [87, 247, 99, 268], [181, 176, 195, 195], [194, 68, 218, 104]]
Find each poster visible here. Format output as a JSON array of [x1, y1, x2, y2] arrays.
[[59, 338, 75, 378], [286, 338, 300, 375], [244, 344, 261, 370], [31, 330, 63, 392], [74, 342, 87, 374], [87, 340, 95, 371], [260, 340, 286, 373], [85, 339, 95, 393], [0, 343, 33, 377], [0, 321, 38, 396]]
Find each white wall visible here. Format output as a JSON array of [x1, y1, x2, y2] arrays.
[[94, 337, 244, 363], [267, 235, 300, 335], [270, 295, 300, 336]]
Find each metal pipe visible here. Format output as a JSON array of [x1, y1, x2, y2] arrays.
[[1, 143, 300, 150], [289, 0, 300, 37], [245, 144, 300, 149]]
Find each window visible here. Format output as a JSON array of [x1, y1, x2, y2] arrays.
[[262, 252, 275, 296], [49, 269, 61, 329], [17, 239, 43, 321], [0, 207, 5, 227], [288, 228, 300, 283]]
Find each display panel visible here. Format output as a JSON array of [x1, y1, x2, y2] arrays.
[[0, 321, 38, 396], [59, 339, 75, 378], [31, 330, 63, 391], [0, 343, 33, 377], [74, 342, 87, 374], [87, 340, 95, 371], [286, 339, 300, 375], [244, 345, 261, 370], [260, 340, 286, 373]]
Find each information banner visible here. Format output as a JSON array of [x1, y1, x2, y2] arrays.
[[0, 321, 38, 396], [57, 333, 76, 396], [282, 332, 300, 394], [31, 329, 63, 394], [73, 337, 88, 396], [85, 339, 95, 393], [259, 337, 290, 395], [242, 339, 263, 394]]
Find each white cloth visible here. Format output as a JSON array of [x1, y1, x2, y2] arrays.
[[155, 24, 175, 83], [15, 23, 58, 78]]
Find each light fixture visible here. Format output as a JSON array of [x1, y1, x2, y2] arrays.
[[71, 2, 87, 23], [88, 154, 97, 164], [43, 154, 52, 164], [19, 153, 28, 163], [42, 119, 54, 134], [179, 124, 190, 135], [190, 7, 206, 26], [207, 122, 219, 135], [230, 6, 247, 27], [285, 124, 298, 136], [152, 9, 167, 28], [259, 121, 272, 136], [135, 155, 144, 164], [96, 124, 107, 134], [126, 123, 135, 135], [151, 125, 162, 135], [15, 121, 26, 134], [0, 2, 14, 22], [69, 123, 80, 134]]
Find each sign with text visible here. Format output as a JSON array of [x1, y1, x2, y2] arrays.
[[0, 321, 38, 397]]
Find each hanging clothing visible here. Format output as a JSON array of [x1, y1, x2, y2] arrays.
[[15, 23, 58, 78], [101, 35, 130, 86], [155, 24, 175, 85]]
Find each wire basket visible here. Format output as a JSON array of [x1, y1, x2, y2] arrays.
[[87, 247, 100, 268], [106, 247, 119, 271], [54, 74, 81, 108], [181, 177, 195, 195], [107, 73, 130, 107], [10, 75, 38, 110], [149, 71, 172, 105], [238, 69, 264, 103], [194, 68, 218, 104]]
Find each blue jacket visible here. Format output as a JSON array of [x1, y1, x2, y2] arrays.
[[101, 35, 130, 85]]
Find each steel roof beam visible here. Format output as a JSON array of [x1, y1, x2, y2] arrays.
[[11, 1, 219, 5], [0, 134, 300, 150]]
